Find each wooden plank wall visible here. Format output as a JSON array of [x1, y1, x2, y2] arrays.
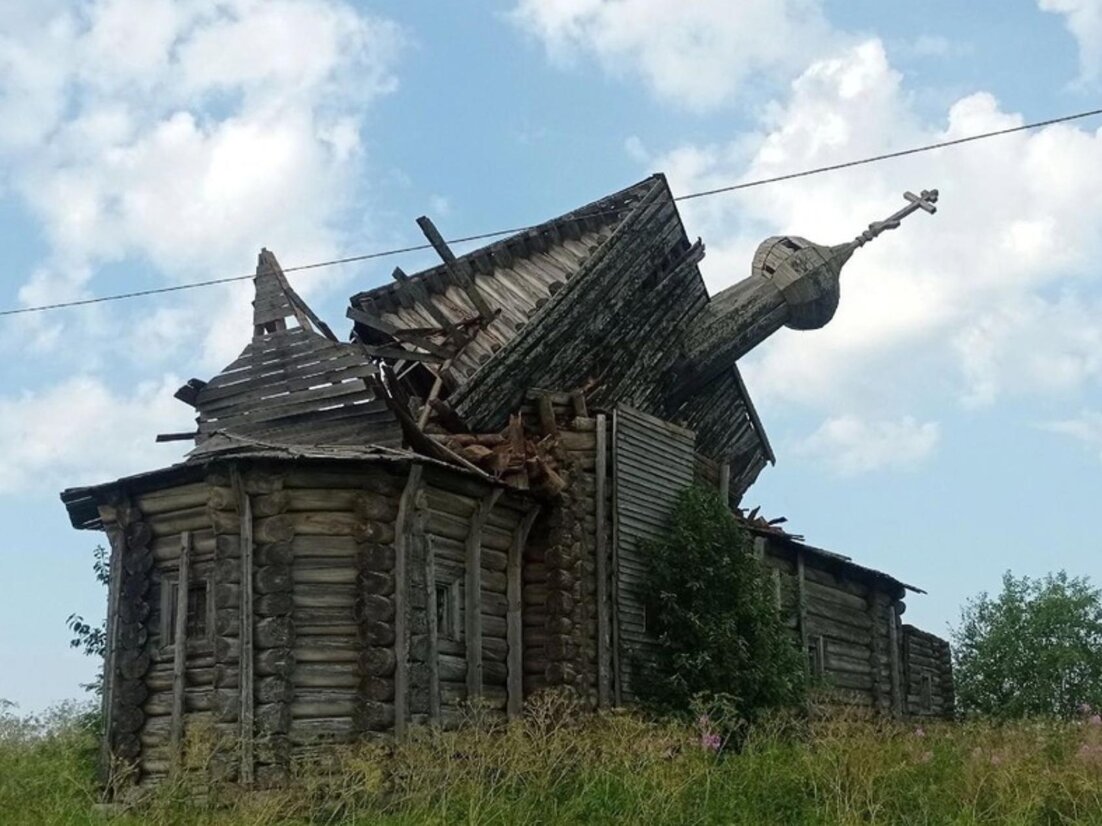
[[611, 404, 696, 703]]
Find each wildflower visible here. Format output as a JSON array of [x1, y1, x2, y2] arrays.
[[913, 726, 926, 738], [700, 732, 722, 752], [917, 750, 933, 764], [697, 714, 710, 730], [990, 753, 1004, 766], [1090, 715, 1102, 727], [1079, 702, 1094, 716]]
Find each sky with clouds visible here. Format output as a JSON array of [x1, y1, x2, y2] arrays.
[[2, 0, 1101, 710]]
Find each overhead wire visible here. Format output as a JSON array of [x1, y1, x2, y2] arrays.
[[3, 104, 1101, 318]]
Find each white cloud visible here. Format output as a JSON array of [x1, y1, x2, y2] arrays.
[[1, 0, 403, 370], [1039, 0, 1102, 82], [795, 415, 940, 476], [638, 40, 1102, 426], [0, 374, 195, 493], [1042, 410, 1102, 458], [510, 0, 840, 110]]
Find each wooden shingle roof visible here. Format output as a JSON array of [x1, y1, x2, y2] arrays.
[[348, 176, 660, 386], [178, 250, 401, 452]]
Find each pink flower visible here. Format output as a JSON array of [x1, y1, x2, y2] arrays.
[[1089, 714, 1102, 727], [913, 726, 926, 738], [1079, 702, 1094, 716], [990, 753, 1004, 766], [701, 732, 722, 752]]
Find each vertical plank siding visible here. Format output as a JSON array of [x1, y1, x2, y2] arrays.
[[611, 405, 696, 702]]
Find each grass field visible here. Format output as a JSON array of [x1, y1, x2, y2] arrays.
[[4, 696, 1102, 825]]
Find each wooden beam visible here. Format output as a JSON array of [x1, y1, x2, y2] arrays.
[[394, 465, 424, 739], [507, 506, 540, 718], [466, 489, 502, 701], [610, 411, 622, 707], [537, 392, 558, 438], [868, 592, 884, 714], [170, 531, 191, 759], [232, 471, 255, 786], [424, 533, 441, 726], [796, 549, 808, 667], [416, 215, 495, 319], [392, 266, 463, 343], [99, 513, 126, 780], [347, 305, 451, 359], [362, 344, 446, 364], [595, 414, 611, 709], [888, 600, 903, 717]]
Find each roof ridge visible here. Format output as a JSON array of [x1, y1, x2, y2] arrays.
[[350, 174, 665, 308]]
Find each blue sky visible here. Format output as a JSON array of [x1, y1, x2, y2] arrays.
[[2, 0, 1102, 710]]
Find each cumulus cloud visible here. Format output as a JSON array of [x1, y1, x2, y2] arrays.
[[1, 0, 403, 369], [795, 415, 940, 476], [1039, 0, 1102, 82], [624, 40, 1102, 463], [510, 0, 840, 110], [0, 0, 403, 493], [0, 374, 195, 493]]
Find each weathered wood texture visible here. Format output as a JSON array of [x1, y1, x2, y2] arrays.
[[902, 625, 955, 719], [612, 404, 696, 703]]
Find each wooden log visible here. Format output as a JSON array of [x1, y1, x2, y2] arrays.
[[393, 465, 423, 738], [508, 507, 540, 718], [293, 662, 361, 688], [796, 549, 809, 670], [136, 484, 210, 516], [99, 514, 125, 776]]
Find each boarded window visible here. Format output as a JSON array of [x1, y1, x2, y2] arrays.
[[808, 635, 826, 678], [435, 580, 462, 642], [162, 579, 210, 644]]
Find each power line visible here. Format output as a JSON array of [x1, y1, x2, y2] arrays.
[[4, 104, 1101, 318]]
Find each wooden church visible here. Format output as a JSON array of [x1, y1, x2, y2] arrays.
[[61, 174, 954, 787]]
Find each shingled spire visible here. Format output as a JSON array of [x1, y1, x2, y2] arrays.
[[252, 248, 329, 339]]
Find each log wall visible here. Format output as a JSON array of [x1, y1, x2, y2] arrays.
[[902, 625, 955, 719]]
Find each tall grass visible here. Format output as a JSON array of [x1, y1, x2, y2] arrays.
[[3, 694, 1102, 825]]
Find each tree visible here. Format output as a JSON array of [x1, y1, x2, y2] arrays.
[[952, 571, 1102, 719], [66, 544, 110, 693], [637, 486, 806, 725]]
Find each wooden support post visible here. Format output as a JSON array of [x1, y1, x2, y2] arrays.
[[718, 462, 731, 508], [423, 531, 441, 726], [868, 592, 884, 714], [394, 465, 424, 738], [796, 549, 808, 661], [416, 215, 495, 319], [752, 535, 766, 561], [610, 411, 623, 707], [507, 506, 540, 718], [570, 390, 588, 419], [170, 531, 191, 758], [100, 517, 125, 778], [594, 414, 611, 709], [466, 488, 502, 701], [233, 474, 255, 786], [888, 600, 903, 717]]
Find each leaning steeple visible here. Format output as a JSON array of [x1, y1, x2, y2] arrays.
[[674, 189, 939, 400], [171, 248, 399, 453]]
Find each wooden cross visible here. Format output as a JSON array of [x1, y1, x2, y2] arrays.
[[855, 188, 938, 247]]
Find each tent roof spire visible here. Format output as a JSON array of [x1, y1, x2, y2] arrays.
[[252, 248, 337, 340]]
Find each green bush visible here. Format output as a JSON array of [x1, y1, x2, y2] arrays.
[[635, 485, 806, 730]]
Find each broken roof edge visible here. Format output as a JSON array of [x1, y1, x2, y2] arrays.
[[730, 364, 775, 466], [59, 440, 507, 533], [745, 524, 926, 596], [349, 173, 667, 311]]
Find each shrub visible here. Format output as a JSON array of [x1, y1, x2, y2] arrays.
[[635, 485, 806, 733]]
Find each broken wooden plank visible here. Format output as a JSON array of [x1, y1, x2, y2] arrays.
[[416, 215, 495, 319]]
